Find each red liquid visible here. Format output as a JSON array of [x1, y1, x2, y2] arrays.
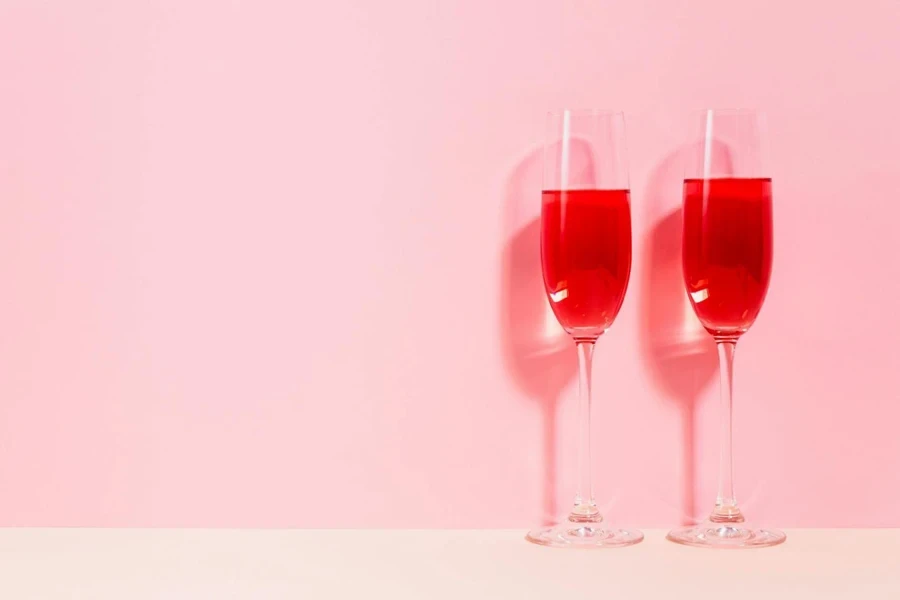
[[541, 189, 632, 338], [682, 178, 773, 337]]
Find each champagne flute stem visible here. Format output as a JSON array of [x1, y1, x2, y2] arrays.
[[572, 339, 599, 521], [712, 338, 742, 523]]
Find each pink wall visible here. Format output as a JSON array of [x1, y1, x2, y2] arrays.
[[0, 0, 898, 527]]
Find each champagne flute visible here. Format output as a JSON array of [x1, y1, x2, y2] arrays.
[[667, 109, 786, 548], [526, 110, 643, 548]]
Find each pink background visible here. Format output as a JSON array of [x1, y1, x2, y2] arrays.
[[0, 0, 898, 527]]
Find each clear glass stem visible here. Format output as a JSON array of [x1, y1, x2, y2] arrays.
[[571, 339, 600, 522], [712, 339, 743, 523]]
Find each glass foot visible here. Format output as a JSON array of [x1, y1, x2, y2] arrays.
[[527, 516, 643, 548], [667, 522, 786, 549]]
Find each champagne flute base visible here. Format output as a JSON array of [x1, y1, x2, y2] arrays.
[[526, 516, 643, 549], [667, 522, 785, 549]]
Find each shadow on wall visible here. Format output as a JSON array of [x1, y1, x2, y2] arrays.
[[639, 147, 718, 524], [499, 148, 574, 525]]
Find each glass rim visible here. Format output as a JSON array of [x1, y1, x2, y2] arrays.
[[546, 108, 625, 117]]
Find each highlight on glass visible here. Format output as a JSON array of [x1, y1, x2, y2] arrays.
[[526, 110, 643, 548], [667, 109, 785, 548]]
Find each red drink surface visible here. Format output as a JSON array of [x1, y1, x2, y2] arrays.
[[541, 189, 632, 338], [682, 177, 773, 337]]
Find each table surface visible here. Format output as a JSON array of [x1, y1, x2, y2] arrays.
[[0, 529, 897, 598]]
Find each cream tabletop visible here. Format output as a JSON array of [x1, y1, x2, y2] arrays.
[[0, 529, 897, 598]]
